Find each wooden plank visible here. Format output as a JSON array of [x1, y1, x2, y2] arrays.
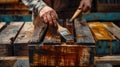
[[95, 56, 120, 65], [74, 18, 95, 46], [29, 45, 92, 67], [88, 22, 115, 41], [14, 22, 34, 44], [30, 17, 47, 44], [103, 22, 120, 40], [0, 22, 24, 44], [0, 56, 28, 67], [0, 22, 6, 29], [13, 22, 34, 56], [0, 44, 13, 56]]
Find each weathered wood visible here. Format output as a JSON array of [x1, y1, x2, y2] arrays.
[[103, 22, 120, 40], [30, 19, 47, 44], [14, 22, 34, 44], [88, 22, 115, 41], [0, 44, 13, 56], [29, 45, 92, 67], [13, 22, 34, 56], [0, 56, 28, 67], [88, 22, 120, 56], [95, 56, 120, 65], [0, 22, 24, 44], [74, 18, 95, 46], [0, 22, 5, 29]]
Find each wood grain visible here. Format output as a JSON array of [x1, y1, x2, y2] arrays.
[[14, 22, 34, 44], [30, 19, 47, 44], [0, 22, 24, 44], [88, 22, 115, 41], [29, 45, 92, 67], [74, 18, 95, 46], [0, 22, 6, 29], [103, 22, 120, 40]]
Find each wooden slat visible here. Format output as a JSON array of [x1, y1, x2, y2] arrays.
[[88, 22, 115, 41], [0, 22, 6, 29], [103, 22, 120, 40], [14, 22, 34, 44], [74, 18, 95, 46], [29, 45, 92, 67], [0, 22, 24, 44], [30, 19, 47, 44], [0, 56, 28, 67], [95, 56, 120, 65], [13, 22, 34, 56]]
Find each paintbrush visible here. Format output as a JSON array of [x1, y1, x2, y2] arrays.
[[69, 8, 82, 22], [57, 20, 74, 41]]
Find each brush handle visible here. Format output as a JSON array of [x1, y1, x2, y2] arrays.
[[69, 8, 82, 22]]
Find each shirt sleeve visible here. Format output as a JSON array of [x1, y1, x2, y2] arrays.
[[22, 0, 47, 14]]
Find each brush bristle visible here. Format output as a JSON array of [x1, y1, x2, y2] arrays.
[[59, 29, 74, 40]]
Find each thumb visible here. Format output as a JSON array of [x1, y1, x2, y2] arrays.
[[79, 1, 84, 9]]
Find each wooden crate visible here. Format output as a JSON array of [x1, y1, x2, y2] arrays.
[[88, 22, 120, 56], [0, 22, 34, 56], [29, 45, 94, 67]]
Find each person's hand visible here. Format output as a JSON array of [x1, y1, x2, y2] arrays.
[[39, 6, 58, 27], [79, 0, 92, 12]]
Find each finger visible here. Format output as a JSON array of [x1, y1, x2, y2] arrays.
[[79, 1, 84, 9], [83, 5, 88, 12], [43, 14, 48, 23], [50, 11, 58, 20], [53, 19, 58, 27], [50, 11, 58, 27], [46, 11, 53, 26], [83, 5, 90, 12]]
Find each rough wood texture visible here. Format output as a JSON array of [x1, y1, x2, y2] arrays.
[[74, 18, 95, 46], [30, 18, 47, 44], [13, 22, 34, 56], [29, 45, 92, 67], [0, 22, 24, 44], [0, 22, 5, 29], [0, 0, 18, 4], [0, 44, 12, 56], [88, 22, 114, 41], [14, 22, 34, 44], [14, 44, 29, 56], [0, 56, 28, 67], [103, 22, 120, 40], [95, 56, 120, 65]]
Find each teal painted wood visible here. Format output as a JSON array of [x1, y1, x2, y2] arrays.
[[0, 13, 120, 22], [96, 40, 120, 56], [0, 15, 32, 22], [83, 13, 120, 21]]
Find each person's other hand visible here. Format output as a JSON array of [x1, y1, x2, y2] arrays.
[[79, 0, 92, 12], [39, 6, 58, 27]]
